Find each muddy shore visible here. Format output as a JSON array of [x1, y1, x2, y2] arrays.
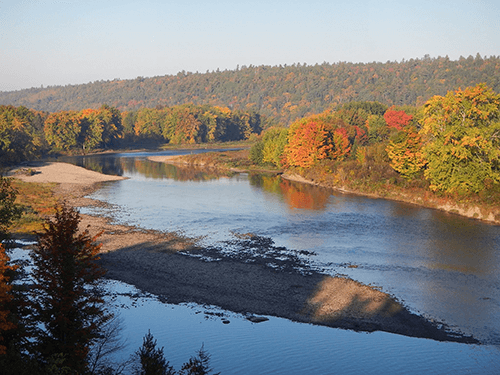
[[10, 161, 478, 344]]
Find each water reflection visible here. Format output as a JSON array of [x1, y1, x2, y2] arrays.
[[58, 154, 125, 176], [249, 174, 332, 211], [125, 159, 235, 181], [61, 150, 500, 346]]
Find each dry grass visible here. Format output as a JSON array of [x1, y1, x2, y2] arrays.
[[10, 179, 59, 234]]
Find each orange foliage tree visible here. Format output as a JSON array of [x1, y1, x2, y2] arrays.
[[384, 107, 413, 130], [284, 113, 351, 169], [0, 244, 17, 355]]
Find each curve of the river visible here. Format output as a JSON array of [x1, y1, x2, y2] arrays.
[[58, 149, 500, 374]]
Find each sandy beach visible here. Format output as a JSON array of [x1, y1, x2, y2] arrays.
[[10, 161, 478, 344]]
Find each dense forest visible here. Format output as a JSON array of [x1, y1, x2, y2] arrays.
[[1, 55, 499, 125], [249, 83, 500, 201], [2, 82, 500, 201], [0, 103, 263, 165]]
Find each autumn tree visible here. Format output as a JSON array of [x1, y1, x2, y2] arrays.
[[419, 84, 500, 193], [250, 127, 289, 168], [79, 105, 123, 152], [0, 177, 32, 373], [96, 104, 123, 148], [43, 111, 82, 151], [29, 204, 110, 373], [284, 112, 351, 169], [384, 106, 413, 130], [284, 119, 333, 168], [0, 244, 17, 356], [0, 105, 46, 165], [386, 127, 427, 179], [0, 176, 22, 244]]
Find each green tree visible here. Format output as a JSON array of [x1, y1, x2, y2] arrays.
[[79, 105, 123, 152], [135, 108, 166, 141], [366, 114, 389, 144], [261, 127, 289, 168], [179, 344, 219, 375], [135, 330, 175, 375], [43, 111, 81, 151], [0, 105, 45, 165], [419, 83, 500, 193], [249, 139, 265, 165], [29, 204, 110, 373]]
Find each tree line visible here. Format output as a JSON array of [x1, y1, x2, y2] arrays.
[[250, 83, 500, 197], [0, 185, 219, 374], [1, 55, 499, 125], [0, 103, 263, 166]]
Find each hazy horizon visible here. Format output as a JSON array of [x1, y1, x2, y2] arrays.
[[1, 0, 499, 92]]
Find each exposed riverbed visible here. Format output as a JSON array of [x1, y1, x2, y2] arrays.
[[43, 149, 500, 373]]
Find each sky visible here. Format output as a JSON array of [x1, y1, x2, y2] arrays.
[[0, 0, 499, 92]]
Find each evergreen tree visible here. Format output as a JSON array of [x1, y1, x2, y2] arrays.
[[29, 204, 110, 373], [135, 330, 175, 375], [179, 344, 219, 375]]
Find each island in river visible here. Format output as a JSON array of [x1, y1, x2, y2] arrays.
[[9, 161, 478, 344]]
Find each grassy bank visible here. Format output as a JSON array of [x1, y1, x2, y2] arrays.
[[166, 148, 283, 174], [10, 179, 59, 236]]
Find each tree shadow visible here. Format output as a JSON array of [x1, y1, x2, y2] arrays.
[[97, 239, 479, 345]]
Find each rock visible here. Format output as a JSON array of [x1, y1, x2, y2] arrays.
[[246, 315, 269, 323]]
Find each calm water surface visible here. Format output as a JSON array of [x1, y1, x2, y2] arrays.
[[57, 150, 500, 373]]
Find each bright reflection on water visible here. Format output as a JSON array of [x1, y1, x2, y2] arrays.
[[58, 151, 500, 373]]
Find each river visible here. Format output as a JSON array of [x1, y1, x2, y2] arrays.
[[56, 149, 500, 374]]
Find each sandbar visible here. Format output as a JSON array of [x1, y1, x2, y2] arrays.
[[9, 161, 477, 344]]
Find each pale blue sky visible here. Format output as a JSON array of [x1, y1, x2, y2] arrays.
[[0, 0, 498, 91]]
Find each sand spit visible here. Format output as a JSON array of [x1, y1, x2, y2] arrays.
[[9, 161, 478, 344]]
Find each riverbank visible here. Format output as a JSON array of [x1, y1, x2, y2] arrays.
[[9, 161, 478, 344], [148, 152, 500, 225], [281, 171, 500, 225]]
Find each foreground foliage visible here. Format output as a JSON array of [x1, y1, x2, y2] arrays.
[[0, 243, 16, 355], [29, 204, 110, 373], [0, 179, 221, 373]]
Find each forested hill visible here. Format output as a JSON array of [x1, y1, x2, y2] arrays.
[[1, 54, 499, 124]]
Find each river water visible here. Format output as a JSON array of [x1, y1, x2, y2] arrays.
[[55, 150, 500, 374]]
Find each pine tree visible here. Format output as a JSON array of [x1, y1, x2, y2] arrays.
[[180, 344, 220, 375], [135, 330, 175, 375], [29, 204, 109, 373]]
